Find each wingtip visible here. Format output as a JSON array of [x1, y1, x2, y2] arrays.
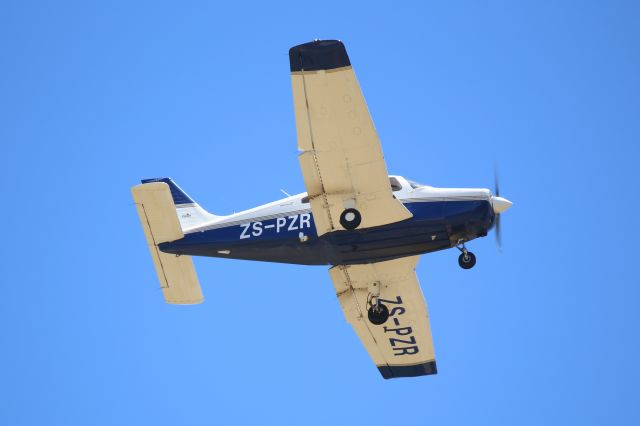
[[289, 39, 350, 72], [378, 360, 438, 379]]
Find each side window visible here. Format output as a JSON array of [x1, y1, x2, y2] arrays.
[[389, 177, 402, 192]]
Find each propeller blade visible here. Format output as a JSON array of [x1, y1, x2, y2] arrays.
[[493, 165, 503, 250], [495, 213, 502, 250]]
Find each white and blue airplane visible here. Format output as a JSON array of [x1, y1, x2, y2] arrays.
[[132, 40, 513, 379]]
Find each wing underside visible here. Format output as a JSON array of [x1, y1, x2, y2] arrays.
[[290, 40, 412, 236], [329, 256, 437, 379]]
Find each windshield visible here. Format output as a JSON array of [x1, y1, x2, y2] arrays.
[[407, 180, 426, 189], [389, 177, 403, 192]]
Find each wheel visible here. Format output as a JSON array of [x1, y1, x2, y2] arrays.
[[458, 251, 476, 269], [340, 208, 362, 230], [368, 303, 389, 325]]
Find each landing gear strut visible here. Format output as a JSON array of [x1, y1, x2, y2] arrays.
[[367, 281, 389, 325], [456, 240, 476, 269]]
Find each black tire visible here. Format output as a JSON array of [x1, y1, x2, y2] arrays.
[[368, 303, 389, 325], [340, 208, 362, 230], [458, 252, 477, 269]]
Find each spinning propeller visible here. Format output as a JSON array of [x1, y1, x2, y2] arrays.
[[491, 168, 513, 250]]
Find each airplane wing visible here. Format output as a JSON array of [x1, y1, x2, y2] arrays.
[[289, 40, 412, 236], [329, 256, 437, 379]]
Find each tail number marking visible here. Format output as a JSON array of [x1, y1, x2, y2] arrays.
[[239, 213, 311, 239]]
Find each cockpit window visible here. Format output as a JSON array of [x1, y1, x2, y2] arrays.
[[301, 195, 310, 204], [408, 180, 425, 189], [389, 177, 403, 192]]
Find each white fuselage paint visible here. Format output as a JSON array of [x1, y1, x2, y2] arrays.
[[182, 175, 492, 235]]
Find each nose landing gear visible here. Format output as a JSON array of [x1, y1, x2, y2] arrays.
[[456, 240, 476, 269], [458, 252, 476, 269]]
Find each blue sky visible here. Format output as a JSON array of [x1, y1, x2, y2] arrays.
[[2, 1, 639, 424]]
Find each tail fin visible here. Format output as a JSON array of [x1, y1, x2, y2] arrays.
[[141, 178, 219, 231], [131, 182, 204, 304]]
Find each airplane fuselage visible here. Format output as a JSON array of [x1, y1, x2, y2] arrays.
[[160, 176, 495, 266]]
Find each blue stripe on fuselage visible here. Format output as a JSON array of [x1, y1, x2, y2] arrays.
[[160, 200, 493, 265]]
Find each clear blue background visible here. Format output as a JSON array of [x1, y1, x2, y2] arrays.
[[2, 1, 639, 424]]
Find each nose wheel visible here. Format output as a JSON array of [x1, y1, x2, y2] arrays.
[[456, 240, 476, 269], [458, 252, 476, 269]]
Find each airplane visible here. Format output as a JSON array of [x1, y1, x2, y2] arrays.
[[131, 40, 513, 379]]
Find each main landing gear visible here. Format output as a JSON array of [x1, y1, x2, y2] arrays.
[[367, 281, 389, 325], [368, 302, 389, 325], [340, 208, 362, 230], [456, 240, 476, 270]]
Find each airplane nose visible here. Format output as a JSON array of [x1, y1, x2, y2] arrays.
[[491, 196, 513, 214]]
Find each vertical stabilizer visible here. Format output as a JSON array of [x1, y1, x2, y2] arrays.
[[141, 178, 219, 231]]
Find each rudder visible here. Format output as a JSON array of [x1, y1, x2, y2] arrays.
[[141, 177, 218, 231]]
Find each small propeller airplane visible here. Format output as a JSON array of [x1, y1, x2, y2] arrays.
[[132, 40, 513, 379]]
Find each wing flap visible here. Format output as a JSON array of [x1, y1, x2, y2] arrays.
[[329, 256, 437, 379]]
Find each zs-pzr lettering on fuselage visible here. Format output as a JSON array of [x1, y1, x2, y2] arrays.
[[239, 213, 312, 239]]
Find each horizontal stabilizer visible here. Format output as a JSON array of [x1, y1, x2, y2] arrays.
[[132, 182, 204, 304]]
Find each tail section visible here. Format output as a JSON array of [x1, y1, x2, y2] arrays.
[[141, 177, 219, 231], [131, 182, 204, 304]]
